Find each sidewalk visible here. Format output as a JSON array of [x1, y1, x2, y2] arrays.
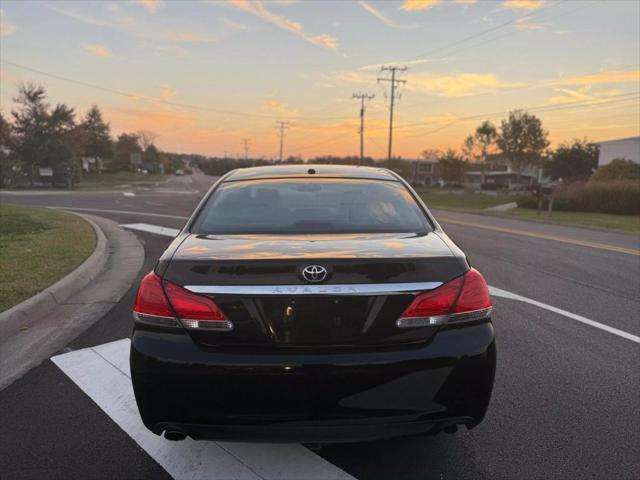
[[0, 214, 144, 390]]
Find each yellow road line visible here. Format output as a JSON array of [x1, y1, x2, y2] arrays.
[[438, 217, 640, 257]]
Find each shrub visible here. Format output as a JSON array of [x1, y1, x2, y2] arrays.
[[516, 180, 640, 214], [591, 159, 640, 182]]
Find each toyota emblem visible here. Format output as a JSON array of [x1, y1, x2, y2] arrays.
[[301, 265, 328, 283]]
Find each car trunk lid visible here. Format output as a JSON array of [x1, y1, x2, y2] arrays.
[[162, 232, 468, 349]]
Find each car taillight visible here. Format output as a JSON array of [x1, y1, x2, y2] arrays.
[[132, 272, 233, 331], [162, 281, 233, 331], [133, 272, 179, 327], [397, 268, 492, 328]]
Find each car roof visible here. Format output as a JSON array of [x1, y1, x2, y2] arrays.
[[223, 164, 399, 182]]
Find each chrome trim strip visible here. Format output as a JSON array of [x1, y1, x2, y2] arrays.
[[184, 282, 443, 296], [132, 312, 181, 328], [396, 307, 492, 329], [179, 318, 234, 331]]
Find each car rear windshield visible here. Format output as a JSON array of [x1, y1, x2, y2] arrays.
[[192, 178, 432, 235]]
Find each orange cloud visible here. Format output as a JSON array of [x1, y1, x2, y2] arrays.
[[548, 87, 593, 105], [501, 0, 545, 11], [551, 70, 640, 86], [159, 88, 176, 100], [81, 43, 113, 58], [358, 1, 417, 29], [407, 72, 526, 97], [401, 0, 441, 11], [514, 16, 545, 30], [0, 69, 18, 82], [227, 0, 338, 50], [261, 99, 296, 115], [47, 3, 216, 44], [0, 9, 16, 37], [137, 0, 164, 13]]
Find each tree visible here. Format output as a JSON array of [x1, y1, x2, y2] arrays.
[[0, 112, 12, 151], [591, 159, 640, 182], [114, 133, 141, 171], [544, 139, 598, 183], [496, 110, 549, 186], [136, 130, 157, 151], [462, 121, 497, 161], [421, 149, 442, 161], [143, 143, 160, 164], [475, 121, 497, 160], [81, 105, 112, 159], [462, 135, 475, 161], [11, 83, 50, 167], [437, 149, 467, 184], [11, 83, 76, 169], [462, 121, 498, 186]]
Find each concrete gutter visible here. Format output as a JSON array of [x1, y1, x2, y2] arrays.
[[0, 212, 144, 390]]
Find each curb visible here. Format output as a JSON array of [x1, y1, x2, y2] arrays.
[[0, 212, 144, 390], [0, 211, 107, 330]]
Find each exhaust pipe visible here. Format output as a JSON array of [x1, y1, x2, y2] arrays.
[[164, 430, 187, 441], [443, 425, 458, 434]]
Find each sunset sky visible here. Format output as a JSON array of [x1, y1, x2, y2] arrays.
[[1, 0, 639, 159]]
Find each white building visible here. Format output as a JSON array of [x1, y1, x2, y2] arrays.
[[597, 136, 640, 167]]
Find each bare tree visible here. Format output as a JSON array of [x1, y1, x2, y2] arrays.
[[136, 130, 158, 151]]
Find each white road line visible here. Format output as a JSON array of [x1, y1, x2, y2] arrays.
[[122, 223, 181, 237], [57, 207, 189, 220], [153, 189, 200, 195], [123, 192, 136, 197], [489, 286, 640, 344], [51, 339, 354, 480]]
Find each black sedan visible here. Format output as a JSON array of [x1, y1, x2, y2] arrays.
[[130, 165, 496, 443]]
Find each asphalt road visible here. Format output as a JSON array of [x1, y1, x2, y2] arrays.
[[1, 170, 638, 480]]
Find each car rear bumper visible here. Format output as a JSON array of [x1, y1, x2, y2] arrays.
[[130, 322, 496, 443]]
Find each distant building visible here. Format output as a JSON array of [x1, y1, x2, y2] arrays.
[[464, 170, 537, 190], [597, 136, 640, 166], [411, 159, 439, 187]]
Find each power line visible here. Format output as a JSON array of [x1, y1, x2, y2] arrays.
[[290, 132, 353, 154], [402, 63, 640, 114], [352, 92, 375, 164], [366, 135, 387, 156], [0, 60, 354, 122], [275, 121, 290, 162], [406, 1, 598, 70], [377, 66, 407, 168], [401, 93, 640, 139], [385, 91, 640, 134], [267, 93, 639, 158]]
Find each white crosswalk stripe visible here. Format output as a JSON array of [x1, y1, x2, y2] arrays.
[[52, 339, 355, 480], [121, 223, 181, 237]]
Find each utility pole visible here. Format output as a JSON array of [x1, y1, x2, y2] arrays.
[[352, 92, 375, 165], [241, 138, 251, 164], [275, 121, 290, 162], [377, 66, 407, 169]]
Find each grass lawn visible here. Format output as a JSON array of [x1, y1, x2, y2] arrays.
[[415, 189, 515, 211], [492, 208, 640, 234], [414, 188, 639, 233], [0, 204, 96, 312], [75, 172, 168, 191]]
